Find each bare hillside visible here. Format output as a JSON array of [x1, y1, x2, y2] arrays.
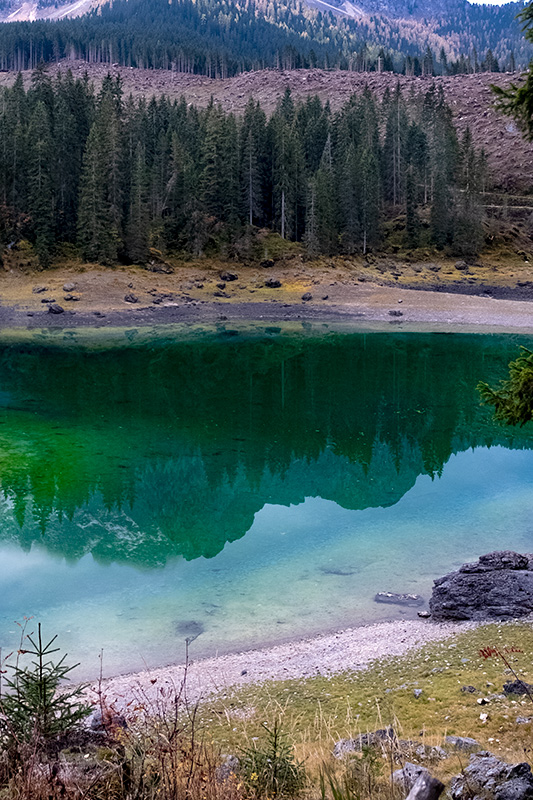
[[1, 64, 531, 191]]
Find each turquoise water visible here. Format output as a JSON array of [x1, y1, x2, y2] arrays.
[[0, 327, 532, 679]]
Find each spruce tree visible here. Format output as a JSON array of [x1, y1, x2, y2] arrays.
[[126, 141, 150, 263], [28, 101, 54, 267]]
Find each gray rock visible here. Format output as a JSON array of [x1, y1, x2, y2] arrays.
[[333, 727, 395, 758], [504, 680, 533, 696], [375, 591, 424, 607], [406, 773, 445, 800], [445, 735, 481, 752], [124, 294, 138, 303], [47, 304, 64, 314], [220, 271, 238, 282], [461, 685, 477, 693], [414, 689, 423, 699], [516, 717, 533, 725], [389, 309, 403, 316], [216, 754, 240, 782], [393, 763, 430, 790], [63, 282, 76, 292], [89, 707, 127, 732], [32, 285, 48, 293], [397, 741, 447, 762], [430, 551, 533, 621], [455, 261, 468, 270], [265, 278, 282, 288], [418, 611, 431, 618], [301, 292, 313, 301], [449, 751, 533, 800]]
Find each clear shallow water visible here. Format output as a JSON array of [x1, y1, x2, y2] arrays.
[[0, 327, 532, 679]]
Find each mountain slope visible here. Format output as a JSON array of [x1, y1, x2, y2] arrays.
[[0, 0, 530, 73]]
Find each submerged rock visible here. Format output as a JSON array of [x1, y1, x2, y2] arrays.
[[449, 752, 533, 799], [429, 551, 533, 621]]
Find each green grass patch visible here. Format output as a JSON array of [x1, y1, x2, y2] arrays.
[[197, 622, 533, 774]]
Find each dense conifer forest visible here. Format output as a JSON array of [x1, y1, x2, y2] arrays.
[[0, 67, 487, 268], [0, 0, 528, 75]]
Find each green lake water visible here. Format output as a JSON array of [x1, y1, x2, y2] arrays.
[[0, 326, 532, 679]]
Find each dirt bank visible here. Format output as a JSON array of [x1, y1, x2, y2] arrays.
[[1, 256, 533, 333]]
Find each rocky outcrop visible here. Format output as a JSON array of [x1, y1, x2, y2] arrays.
[[449, 752, 533, 799], [429, 551, 533, 621], [332, 728, 395, 757]]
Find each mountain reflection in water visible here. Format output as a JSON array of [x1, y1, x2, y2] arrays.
[[0, 330, 531, 568]]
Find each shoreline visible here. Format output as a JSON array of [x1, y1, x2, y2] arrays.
[[2, 268, 533, 335], [90, 618, 478, 712]]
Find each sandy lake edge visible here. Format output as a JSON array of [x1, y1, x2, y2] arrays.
[[89, 619, 484, 713]]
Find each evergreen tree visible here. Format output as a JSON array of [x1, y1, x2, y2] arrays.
[[126, 142, 150, 263], [28, 101, 54, 267], [77, 123, 119, 264]]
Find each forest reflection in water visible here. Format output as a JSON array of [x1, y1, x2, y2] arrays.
[[0, 329, 531, 676]]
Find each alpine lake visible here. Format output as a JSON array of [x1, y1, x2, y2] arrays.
[[0, 322, 532, 680]]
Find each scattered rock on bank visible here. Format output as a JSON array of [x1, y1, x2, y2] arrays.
[[445, 735, 481, 752], [220, 271, 238, 282], [124, 294, 138, 303], [449, 752, 533, 800], [429, 551, 533, 621], [375, 591, 424, 607], [333, 727, 395, 758], [503, 680, 533, 696], [47, 303, 64, 314], [393, 763, 430, 791]]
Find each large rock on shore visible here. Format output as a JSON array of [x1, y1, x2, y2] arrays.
[[449, 752, 533, 799], [429, 551, 533, 621]]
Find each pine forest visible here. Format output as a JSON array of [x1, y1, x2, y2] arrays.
[[0, 68, 487, 269]]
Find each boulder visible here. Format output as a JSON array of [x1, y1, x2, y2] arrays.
[[301, 292, 313, 301], [406, 773, 444, 800], [375, 591, 424, 607], [393, 763, 430, 791], [429, 551, 533, 621], [47, 304, 64, 314], [220, 271, 238, 282], [503, 680, 533, 696], [397, 741, 448, 762], [445, 736, 481, 752], [63, 282, 76, 292], [265, 278, 282, 288], [216, 754, 240, 782], [449, 752, 533, 799], [124, 294, 138, 304], [333, 727, 395, 758]]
